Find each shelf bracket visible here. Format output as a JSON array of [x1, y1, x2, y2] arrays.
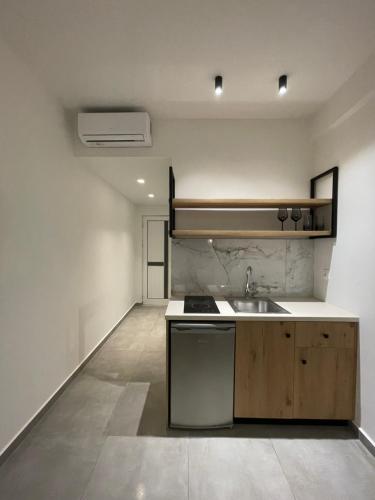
[[169, 166, 175, 238], [310, 166, 339, 238]]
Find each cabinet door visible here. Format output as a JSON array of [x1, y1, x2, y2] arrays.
[[234, 321, 295, 418], [294, 345, 357, 419]]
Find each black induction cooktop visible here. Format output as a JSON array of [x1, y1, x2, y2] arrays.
[[184, 295, 220, 314]]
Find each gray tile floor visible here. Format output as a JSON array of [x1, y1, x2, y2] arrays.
[[1, 305, 375, 499]]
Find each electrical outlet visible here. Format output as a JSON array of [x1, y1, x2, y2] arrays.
[[322, 268, 330, 281]]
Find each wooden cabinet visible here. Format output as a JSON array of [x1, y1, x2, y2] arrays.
[[234, 320, 357, 420], [293, 322, 357, 419], [234, 321, 295, 418]]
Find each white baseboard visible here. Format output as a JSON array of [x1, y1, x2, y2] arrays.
[[0, 301, 136, 460], [352, 423, 375, 457]]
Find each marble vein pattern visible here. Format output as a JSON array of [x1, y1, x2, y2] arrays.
[[172, 239, 313, 297]]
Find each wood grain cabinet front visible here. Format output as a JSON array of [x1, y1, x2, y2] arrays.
[[293, 322, 357, 420], [234, 320, 357, 420], [295, 321, 356, 349], [234, 321, 295, 418]]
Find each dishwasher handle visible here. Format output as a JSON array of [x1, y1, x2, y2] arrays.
[[171, 322, 235, 332]]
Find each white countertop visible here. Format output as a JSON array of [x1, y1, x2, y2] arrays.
[[165, 297, 359, 322]]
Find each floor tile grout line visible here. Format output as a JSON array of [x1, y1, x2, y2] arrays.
[[134, 382, 151, 437], [78, 436, 109, 500], [78, 379, 131, 500], [104, 382, 130, 437], [270, 438, 298, 500]]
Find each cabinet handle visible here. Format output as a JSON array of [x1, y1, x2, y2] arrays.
[[285, 333, 291, 338], [322, 333, 330, 339], [301, 359, 307, 365]]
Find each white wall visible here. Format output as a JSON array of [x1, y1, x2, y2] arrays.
[[76, 118, 314, 198], [312, 53, 375, 444], [0, 39, 138, 454], [162, 119, 313, 198], [77, 117, 314, 301]]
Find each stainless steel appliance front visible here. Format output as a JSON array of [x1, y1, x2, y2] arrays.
[[169, 321, 235, 429]]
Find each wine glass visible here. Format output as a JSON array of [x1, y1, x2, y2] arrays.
[[291, 208, 302, 230], [303, 213, 312, 231], [277, 208, 288, 230]]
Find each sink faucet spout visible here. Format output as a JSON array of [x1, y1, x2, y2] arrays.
[[245, 266, 257, 297]]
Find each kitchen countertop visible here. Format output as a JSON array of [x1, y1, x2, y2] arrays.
[[165, 297, 359, 322]]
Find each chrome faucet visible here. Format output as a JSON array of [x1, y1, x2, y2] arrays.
[[245, 265, 257, 297]]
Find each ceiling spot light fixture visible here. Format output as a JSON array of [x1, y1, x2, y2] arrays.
[[148, 193, 155, 198], [137, 178, 145, 184], [278, 74, 288, 95], [215, 75, 223, 96]]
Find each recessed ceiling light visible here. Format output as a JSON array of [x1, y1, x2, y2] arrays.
[[278, 74, 288, 96], [148, 193, 155, 198], [214, 75, 223, 96], [137, 178, 145, 184]]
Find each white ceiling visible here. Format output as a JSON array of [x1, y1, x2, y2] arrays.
[[1, 0, 375, 119], [84, 157, 170, 205]]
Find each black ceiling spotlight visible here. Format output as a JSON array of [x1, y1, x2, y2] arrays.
[[279, 74, 288, 95], [215, 75, 223, 96]]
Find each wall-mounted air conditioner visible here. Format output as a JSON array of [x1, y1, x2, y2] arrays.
[[77, 112, 152, 147]]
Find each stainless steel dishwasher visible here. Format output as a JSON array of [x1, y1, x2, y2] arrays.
[[169, 321, 235, 429]]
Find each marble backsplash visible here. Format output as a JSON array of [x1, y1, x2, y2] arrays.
[[171, 239, 313, 297]]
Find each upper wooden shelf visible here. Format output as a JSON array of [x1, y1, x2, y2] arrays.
[[172, 230, 331, 239], [172, 198, 332, 209]]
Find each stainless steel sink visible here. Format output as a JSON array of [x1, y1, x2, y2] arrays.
[[226, 298, 290, 314]]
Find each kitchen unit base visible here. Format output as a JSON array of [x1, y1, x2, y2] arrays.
[[234, 321, 358, 420]]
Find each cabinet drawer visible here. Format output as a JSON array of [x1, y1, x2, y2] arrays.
[[295, 322, 357, 349]]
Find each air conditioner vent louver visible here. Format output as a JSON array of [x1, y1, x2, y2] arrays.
[[78, 112, 152, 148]]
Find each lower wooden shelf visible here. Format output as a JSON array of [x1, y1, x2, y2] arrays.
[[172, 230, 331, 239]]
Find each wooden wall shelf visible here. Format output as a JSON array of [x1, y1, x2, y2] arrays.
[[172, 198, 332, 209], [168, 167, 338, 239], [172, 230, 331, 239]]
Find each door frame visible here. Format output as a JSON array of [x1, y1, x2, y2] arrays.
[[142, 215, 170, 305]]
